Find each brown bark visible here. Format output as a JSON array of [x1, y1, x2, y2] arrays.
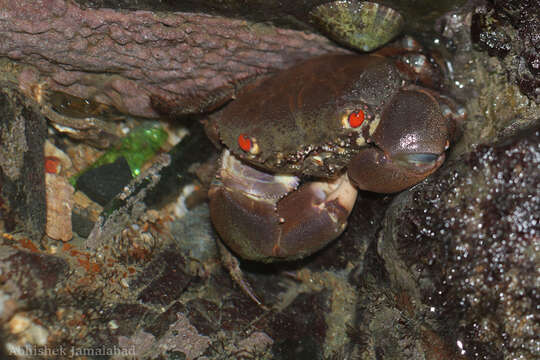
[[0, 0, 345, 118]]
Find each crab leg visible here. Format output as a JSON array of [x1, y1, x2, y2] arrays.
[[216, 239, 269, 310]]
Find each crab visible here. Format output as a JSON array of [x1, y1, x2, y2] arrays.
[[206, 1, 465, 306]]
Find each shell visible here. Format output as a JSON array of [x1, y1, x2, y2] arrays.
[[216, 54, 402, 178], [45, 173, 74, 242], [310, 1, 404, 52]]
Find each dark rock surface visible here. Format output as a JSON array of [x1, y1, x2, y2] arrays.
[[0, 82, 47, 241], [76, 156, 133, 206], [71, 212, 96, 238]]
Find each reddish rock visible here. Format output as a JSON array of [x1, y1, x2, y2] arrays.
[[0, 0, 344, 118]]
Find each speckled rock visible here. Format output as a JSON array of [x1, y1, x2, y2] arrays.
[[380, 127, 540, 359]]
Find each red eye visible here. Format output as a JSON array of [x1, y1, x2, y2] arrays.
[[348, 110, 365, 128], [238, 133, 252, 152]]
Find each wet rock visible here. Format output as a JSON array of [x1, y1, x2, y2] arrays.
[[236, 332, 274, 358], [136, 265, 192, 307], [0, 82, 47, 241], [76, 156, 133, 206], [471, 0, 540, 103], [155, 312, 211, 359], [434, 5, 540, 157], [380, 128, 540, 359], [207, 272, 266, 330], [348, 245, 464, 359], [471, 9, 512, 58]]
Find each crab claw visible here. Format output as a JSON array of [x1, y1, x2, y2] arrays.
[[348, 89, 451, 193], [347, 146, 445, 193], [209, 150, 357, 262]]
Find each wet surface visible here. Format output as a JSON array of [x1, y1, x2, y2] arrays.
[[381, 128, 540, 359]]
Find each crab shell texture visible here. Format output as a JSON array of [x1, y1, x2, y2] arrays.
[[209, 53, 459, 262]]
